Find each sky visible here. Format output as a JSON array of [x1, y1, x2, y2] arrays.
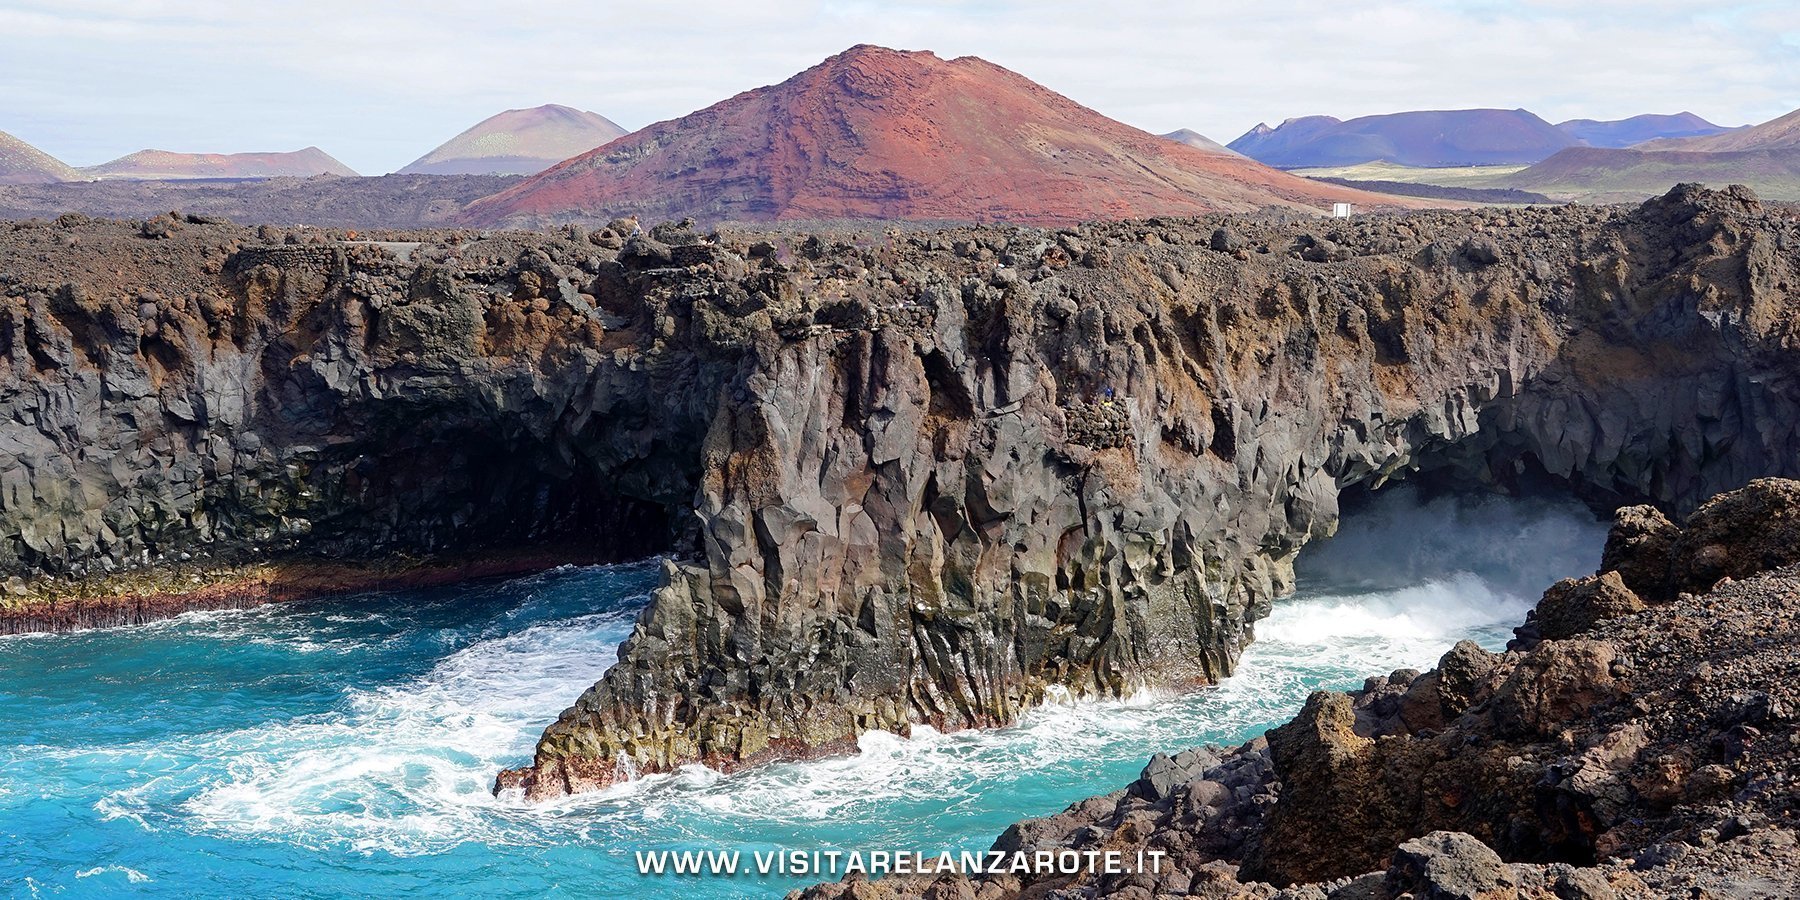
[[3, 0, 1797, 174]]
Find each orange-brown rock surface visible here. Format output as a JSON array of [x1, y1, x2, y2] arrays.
[[82, 146, 357, 180], [460, 45, 1409, 228]]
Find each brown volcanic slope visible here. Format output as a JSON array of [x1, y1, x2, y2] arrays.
[[0, 131, 79, 184], [462, 45, 1410, 227], [83, 147, 357, 180], [1495, 146, 1800, 203], [1639, 107, 1800, 152], [398, 104, 628, 175]]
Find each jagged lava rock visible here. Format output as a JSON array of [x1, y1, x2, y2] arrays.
[[500, 185, 1800, 801], [5, 187, 1800, 812], [1513, 570, 1644, 645], [795, 477, 1800, 899]]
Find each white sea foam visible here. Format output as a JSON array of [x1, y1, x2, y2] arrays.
[[75, 865, 152, 883], [80, 493, 1603, 860], [94, 772, 172, 831], [1260, 573, 1533, 646], [100, 603, 645, 855]]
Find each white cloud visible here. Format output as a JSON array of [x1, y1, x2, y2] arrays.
[[0, 0, 1794, 173]]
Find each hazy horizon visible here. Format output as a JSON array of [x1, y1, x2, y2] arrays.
[[3, 0, 1796, 174]]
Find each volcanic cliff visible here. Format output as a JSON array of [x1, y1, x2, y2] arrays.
[[2, 186, 1799, 809], [793, 477, 1800, 898], [459, 45, 1403, 227]]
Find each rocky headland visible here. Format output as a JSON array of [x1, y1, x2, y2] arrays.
[[792, 477, 1800, 899], [2, 185, 1799, 808]]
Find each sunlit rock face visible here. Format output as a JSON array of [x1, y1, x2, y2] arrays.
[[4, 187, 1799, 802]]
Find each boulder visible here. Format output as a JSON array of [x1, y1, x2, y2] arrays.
[[1491, 640, 1621, 737], [1599, 504, 1678, 602], [1385, 832, 1516, 900], [1669, 478, 1800, 594], [1527, 571, 1645, 642]]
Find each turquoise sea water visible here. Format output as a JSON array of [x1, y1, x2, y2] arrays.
[[0, 491, 1606, 899]]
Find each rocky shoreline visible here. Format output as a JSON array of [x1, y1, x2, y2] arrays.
[[793, 478, 1800, 899], [4, 187, 1800, 803], [0, 546, 601, 634]]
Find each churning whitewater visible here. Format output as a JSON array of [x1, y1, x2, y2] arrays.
[[0, 489, 1605, 898]]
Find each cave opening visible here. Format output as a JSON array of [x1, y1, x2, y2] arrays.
[[1295, 475, 1610, 607], [292, 412, 695, 569], [1335, 450, 1623, 525], [1310, 447, 1627, 612]]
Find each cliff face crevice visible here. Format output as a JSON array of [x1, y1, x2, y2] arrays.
[[3, 189, 1798, 802]]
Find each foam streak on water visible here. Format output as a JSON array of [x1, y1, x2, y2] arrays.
[[0, 490, 1606, 899]]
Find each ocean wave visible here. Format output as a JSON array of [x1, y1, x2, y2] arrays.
[[579, 569, 1530, 835], [97, 603, 647, 856], [75, 865, 152, 883], [13, 503, 1597, 875]]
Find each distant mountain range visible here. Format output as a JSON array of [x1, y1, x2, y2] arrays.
[[1483, 107, 1800, 202], [1637, 108, 1800, 152], [1229, 109, 1733, 169], [462, 45, 1402, 227], [1555, 112, 1729, 149], [0, 133, 361, 184], [82, 147, 357, 180], [1228, 109, 1577, 167], [5, 54, 1784, 225], [398, 105, 628, 176]]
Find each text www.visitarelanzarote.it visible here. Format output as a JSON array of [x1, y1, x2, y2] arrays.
[[634, 847, 1170, 878]]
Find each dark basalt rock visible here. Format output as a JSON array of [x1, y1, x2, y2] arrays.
[[4, 186, 1800, 808], [1598, 505, 1678, 602], [794, 477, 1800, 900]]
